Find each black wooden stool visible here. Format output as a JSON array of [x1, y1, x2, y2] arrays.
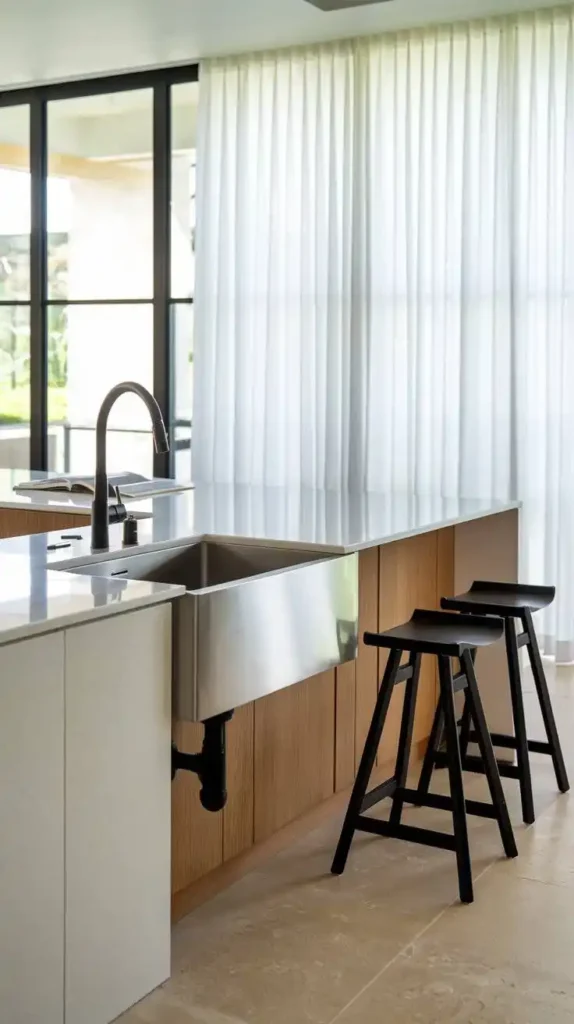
[[427, 581, 570, 825], [331, 610, 518, 904]]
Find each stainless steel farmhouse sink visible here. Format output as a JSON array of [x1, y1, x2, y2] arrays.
[[66, 540, 359, 721]]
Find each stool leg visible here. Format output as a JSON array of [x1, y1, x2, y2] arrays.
[[438, 654, 473, 904], [458, 649, 476, 761], [389, 653, 422, 826], [458, 694, 472, 762], [505, 617, 535, 824], [415, 694, 443, 803], [331, 648, 402, 876], [461, 650, 518, 859], [523, 608, 570, 794]]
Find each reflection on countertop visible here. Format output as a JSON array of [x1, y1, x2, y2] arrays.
[[0, 552, 183, 645]]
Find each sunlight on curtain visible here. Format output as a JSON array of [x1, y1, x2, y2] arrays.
[[193, 41, 357, 487], [194, 8, 574, 657]]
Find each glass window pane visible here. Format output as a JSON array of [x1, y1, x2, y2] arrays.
[[171, 83, 198, 300], [174, 426, 192, 481], [172, 302, 193, 479], [0, 306, 30, 467], [0, 106, 30, 301], [47, 90, 153, 300], [48, 303, 154, 476]]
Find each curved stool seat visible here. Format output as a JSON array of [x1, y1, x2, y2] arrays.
[[424, 580, 570, 825], [332, 608, 517, 905], [442, 581, 555, 618], [365, 609, 504, 657]]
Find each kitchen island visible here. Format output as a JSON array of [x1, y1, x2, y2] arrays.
[[0, 481, 519, 1024]]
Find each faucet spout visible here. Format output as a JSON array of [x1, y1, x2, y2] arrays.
[[91, 382, 169, 552]]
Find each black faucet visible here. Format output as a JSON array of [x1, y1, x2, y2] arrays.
[[91, 382, 169, 552]]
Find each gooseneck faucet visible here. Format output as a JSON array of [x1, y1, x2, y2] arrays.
[[91, 382, 169, 552]]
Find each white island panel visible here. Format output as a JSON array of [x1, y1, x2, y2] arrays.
[[0, 632, 65, 1024], [65, 604, 173, 1024]]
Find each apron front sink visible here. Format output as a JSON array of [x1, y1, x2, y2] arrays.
[[66, 539, 359, 720]]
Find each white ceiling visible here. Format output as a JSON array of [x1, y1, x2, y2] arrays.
[[0, 0, 562, 91]]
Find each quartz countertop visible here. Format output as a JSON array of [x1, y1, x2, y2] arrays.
[[0, 475, 520, 645], [0, 554, 184, 645]]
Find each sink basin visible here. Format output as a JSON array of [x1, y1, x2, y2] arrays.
[[67, 539, 359, 721], [69, 539, 324, 589]]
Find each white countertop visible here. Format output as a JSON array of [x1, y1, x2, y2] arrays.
[[0, 554, 184, 645], [0, 473, 520, 644]]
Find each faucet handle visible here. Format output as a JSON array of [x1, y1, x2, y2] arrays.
[[108, 485, 128, 526]]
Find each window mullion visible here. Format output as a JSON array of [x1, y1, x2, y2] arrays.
[[29, 97, 48, 471], [153, 81, 173, 479]]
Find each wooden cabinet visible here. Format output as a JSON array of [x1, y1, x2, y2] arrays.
[[0, 633, 65, 1024], [454, 510, 517, 741], [0, 508, 90, 540], [65, 605, 173, 1024], [378, 531, 441, 765], [254, 669, 336, 842], [354, 547, 380, 771]]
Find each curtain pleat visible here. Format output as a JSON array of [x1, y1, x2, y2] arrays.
[[194, 8, 574, 657]]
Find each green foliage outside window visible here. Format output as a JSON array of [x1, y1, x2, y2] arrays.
[[0, 232, 69, 423]]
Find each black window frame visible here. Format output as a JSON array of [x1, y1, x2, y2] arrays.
[[0, 62, 199, 478]]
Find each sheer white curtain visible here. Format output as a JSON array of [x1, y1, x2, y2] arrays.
[[193, 8, 574, 657]]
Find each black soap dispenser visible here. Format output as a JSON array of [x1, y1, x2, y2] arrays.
[[122, 515, 139, 547]]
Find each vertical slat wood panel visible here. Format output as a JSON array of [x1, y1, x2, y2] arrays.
[[334, 659, 356, 791], [378, 533, 439, 765], [0, 508, 90, 539], [171, 721, 223, 893], [437, 527, 455, 604], [454, 509, 518, 740], [354, 547, 380, 770], [253, 670, 336, 843], [436, 525, 456, 725], [223, 702, 255, 862]]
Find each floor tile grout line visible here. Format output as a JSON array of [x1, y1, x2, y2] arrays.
[[326, 903, 455, 1024], [326, 806, 544, 1024], [508, 870, 574, 891]]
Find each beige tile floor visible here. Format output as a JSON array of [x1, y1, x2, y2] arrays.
[[119, 661, 574, 1024]]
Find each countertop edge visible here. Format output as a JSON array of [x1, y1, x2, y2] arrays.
[[340, 501, 522, 553], [0, 580, 185, 647], [0, 497, 94, 515]]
